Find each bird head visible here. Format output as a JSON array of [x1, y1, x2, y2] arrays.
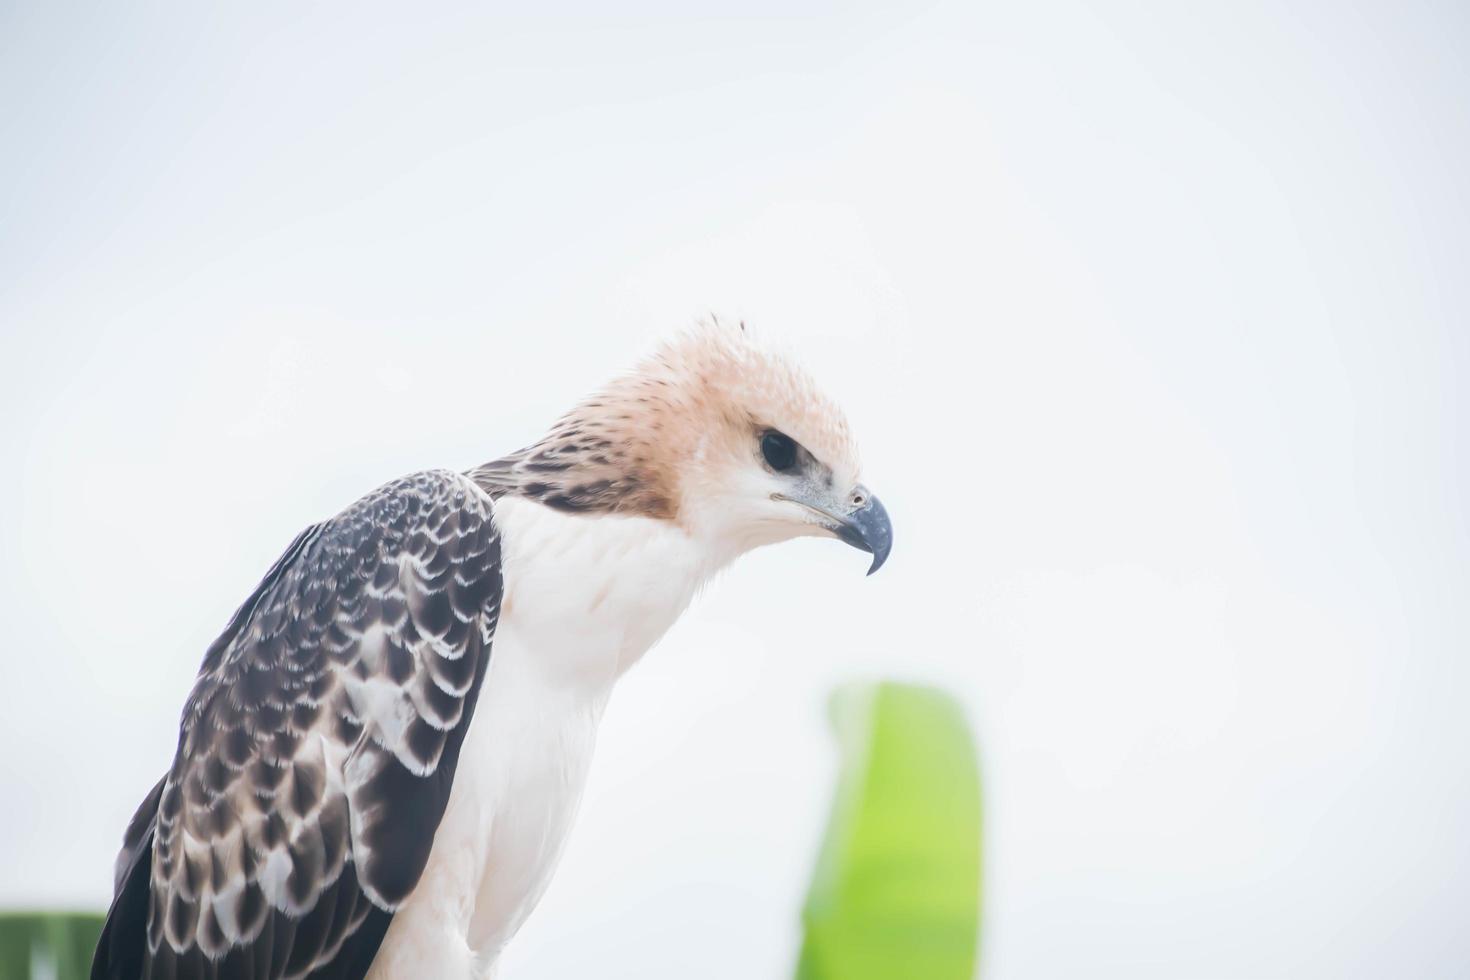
[[474, 319, 891, 574]]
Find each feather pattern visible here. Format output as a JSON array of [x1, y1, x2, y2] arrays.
[[93, 470, 504, 980]]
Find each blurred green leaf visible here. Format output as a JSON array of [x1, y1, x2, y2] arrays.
[[797, 682, 982, 980], [0, 912, 105, 980]]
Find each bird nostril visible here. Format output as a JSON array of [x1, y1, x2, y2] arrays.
[[850, 492, 865, 508]]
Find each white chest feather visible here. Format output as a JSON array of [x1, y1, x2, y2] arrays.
[[368, 496, 722, 978]]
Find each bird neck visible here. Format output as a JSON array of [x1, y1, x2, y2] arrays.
[[489, 494, 732, 688]]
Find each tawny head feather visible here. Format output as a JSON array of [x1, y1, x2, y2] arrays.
[[472, 319, 889, 569]]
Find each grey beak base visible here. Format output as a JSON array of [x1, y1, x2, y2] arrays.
[[835, 492, 893, 575]]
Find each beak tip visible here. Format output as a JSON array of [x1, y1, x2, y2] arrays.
[[865, 543, 891, 576]]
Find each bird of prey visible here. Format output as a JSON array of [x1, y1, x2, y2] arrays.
[[92, 321, 892, 980]]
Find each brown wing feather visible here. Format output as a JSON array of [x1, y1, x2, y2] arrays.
[[93, 470, 503, 980]]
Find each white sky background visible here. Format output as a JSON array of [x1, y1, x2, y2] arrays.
[[2, 2, 1467, 977]]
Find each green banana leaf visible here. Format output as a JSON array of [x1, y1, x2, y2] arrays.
[[0, 912, 105, 980], [796, 682, 982, 980]]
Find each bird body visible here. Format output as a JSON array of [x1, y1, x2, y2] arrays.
[[366, 493, 724, 977], [92, 322, 892, 979]]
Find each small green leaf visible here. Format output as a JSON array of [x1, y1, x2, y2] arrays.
[[797, 682, 982, 980]]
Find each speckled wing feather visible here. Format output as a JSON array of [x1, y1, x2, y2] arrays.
[[93, 470, 504, 980]]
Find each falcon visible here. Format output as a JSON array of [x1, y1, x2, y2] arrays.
[[92, 321, 892, 979]]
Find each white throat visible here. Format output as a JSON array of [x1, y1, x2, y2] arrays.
[[491, 494, 729, 686]]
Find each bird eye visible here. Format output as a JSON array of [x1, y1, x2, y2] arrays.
[[760, 431, 798, 472]]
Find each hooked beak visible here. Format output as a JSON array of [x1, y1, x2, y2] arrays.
[[832, 487, 892, 575], [778, 484, 892, 575]]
